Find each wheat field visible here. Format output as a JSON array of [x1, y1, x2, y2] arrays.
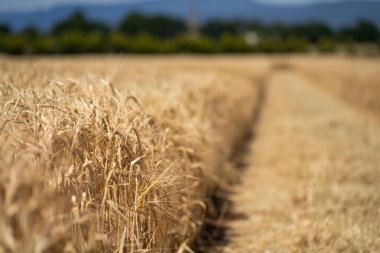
[[0, 55, 268, 252], [290, 56, 380, 117], [0, 55, 379, 253]]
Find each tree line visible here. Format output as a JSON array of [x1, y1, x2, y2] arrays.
[[0, 12, 379, 54]]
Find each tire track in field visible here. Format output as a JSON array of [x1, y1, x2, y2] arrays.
[[217, 69, 380, 252], [196, 73, 270, 252]]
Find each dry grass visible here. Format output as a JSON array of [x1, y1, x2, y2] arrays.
[[0, 55, 265, 252]]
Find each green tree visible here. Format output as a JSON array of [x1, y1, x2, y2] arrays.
[[0, 35, 27, 54], [129, 33, 166, 53], [58, 31, 86, 53], [19, 26, 39, 39], [254, 37, 308, 53], [0, 24, 10, 35], [201, 21, 241, 38], [317, 37, 337, 53], [32, 36, 57, 54], [108, 32, 131, 52], [288, 22, 333, 43], [219, 34, 252, 52], [119, 13, 186, 39], [341, 20, 379, 42], [171, 36, 216, 53], [51, 11, 109, 35], [83, 32, 105, 52]]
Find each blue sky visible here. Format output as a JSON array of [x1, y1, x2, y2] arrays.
[[0, 0, 376, 12]]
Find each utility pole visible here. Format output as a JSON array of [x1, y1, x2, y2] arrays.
[[187, 0, 199, 37]]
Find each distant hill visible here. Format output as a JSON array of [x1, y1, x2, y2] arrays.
[[1, 0, 380, 31]]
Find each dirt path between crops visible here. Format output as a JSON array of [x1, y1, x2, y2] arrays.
[[216, 70, 380, 252]]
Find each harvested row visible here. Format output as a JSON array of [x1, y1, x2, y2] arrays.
[[0, 56, 264, 252]]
